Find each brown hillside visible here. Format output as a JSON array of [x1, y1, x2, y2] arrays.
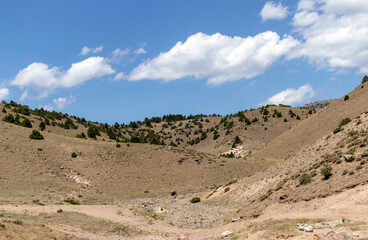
[[0, 117, 272, 205], [252, 81, 368, 160], [209, 111, 368, 220]]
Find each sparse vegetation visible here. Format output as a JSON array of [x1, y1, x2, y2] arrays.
[[71, 152, 77, 158]]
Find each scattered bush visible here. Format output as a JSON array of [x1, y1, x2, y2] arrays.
[[213, 130, 220, 140], [20, 118, 32, 128], [169, 141, 178, 147], [116, 143, 121, 148], [221, 152, 235, 158], [232, 136, 242, 148], [29, 130, 44, 140], [299, 174, 312, 185], [321, 166, 332, 180], [224, 187, 230, 193], [344, 95, 350, 101], [39, 121, 45, 131], [333, 118, 352, 134], [64, 199, 80, 205], [76, 132, 86, 138], [87, 125, 100, 138], [362, 75, 368, 84], [190, 197, 201, 203], [71, 152, 77, 158]]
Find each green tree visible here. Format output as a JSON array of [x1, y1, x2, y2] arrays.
[[362, 75, 368, 83], [20, 118, 32, 128], [29, 130, 44, 140], [39, 121, 46, 131]]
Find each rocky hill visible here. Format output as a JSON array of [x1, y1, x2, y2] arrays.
[[252, 80, 368, 160]]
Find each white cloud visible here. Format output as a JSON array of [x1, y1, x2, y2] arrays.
[[113, 48, 129, 57], [43, 96, 76, 111], [297, 0, 316, 11], [19, 89, 29, 101], [260, 84, 315, 106], [126, 31, 299, 85], [260, 1, 289, 22], [289, 0, 368, 73], [11, 57, 115, 98], [113, 72, 126, 81], [0, 88, 10, 100], [134, 47, 147, 55], [79, 46, 103, 55]]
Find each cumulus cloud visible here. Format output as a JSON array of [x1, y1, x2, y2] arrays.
[[260, 84, 315, 106], [289, 0, 368, 73], [126, 31, 299, 85], [0, 88, 10, 100], [11, 57, 115, 98], [260, 1, 289, 22], [80, 46, 103, 55], [43, 96, 76, 111], [134, 47, 147, 55]]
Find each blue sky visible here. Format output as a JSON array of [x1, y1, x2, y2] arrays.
[[1, 0, 367, 124]]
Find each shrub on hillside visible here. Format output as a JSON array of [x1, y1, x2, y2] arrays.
[[87, 126, 100, 138], [299, 174, 312, 185], [221, 152, 235, 158], [20, 118, 32, 128], [321, 166, 332, 180], [169, 141, 178, 147], [333, 118, 352, 134], [64, 199, 80, 205], [29, 130, 44, 140], [344, 95, 350, 101], [39, 121, 45, 131], [76, 132, 86, 138], [362, 75, 368, 84], [232, 136, 242, 148], [213, 130, 220, 140], [190, 197, 200, 203]]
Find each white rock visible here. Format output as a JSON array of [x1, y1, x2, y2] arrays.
[[304, 226, 314, 232], [221, 230, 233, 238]]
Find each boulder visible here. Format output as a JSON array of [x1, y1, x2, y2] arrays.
[[280, 194, 288, 200], [344, 155, 355, 162], [221, 230, 233, 238]]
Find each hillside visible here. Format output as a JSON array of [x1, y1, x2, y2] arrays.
[[252, 80, 368, 160], [0, 99, 317, 159]]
